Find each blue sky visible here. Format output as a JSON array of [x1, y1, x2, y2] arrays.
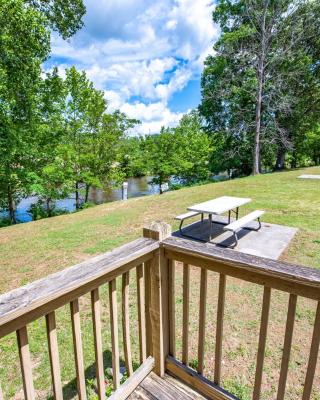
[[47, 0, 218, 134]]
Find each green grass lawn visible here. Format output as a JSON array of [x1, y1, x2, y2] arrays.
[[0, 166, 319, 399]]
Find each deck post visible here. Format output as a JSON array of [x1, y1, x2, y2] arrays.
[[143, 221, 171, 376]]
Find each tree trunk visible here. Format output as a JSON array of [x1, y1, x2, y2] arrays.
[[8, 187, 16, 224], [75, 181, 80, 209], [274, 147, 286, 170], [85, 184, 90, 203], [253, 3, 268, 176], [46, 198, 52, 217]]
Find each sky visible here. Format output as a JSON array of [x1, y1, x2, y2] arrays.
[[46, 0, 219, 134]]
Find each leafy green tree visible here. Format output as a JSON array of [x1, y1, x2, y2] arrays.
[[0, 0, 50, 223], [200, 0, 320, 175], [174, 111, 212, 184], [26, 0, 86, 39]]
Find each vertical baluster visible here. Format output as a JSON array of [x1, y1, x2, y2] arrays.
[[276, 294, 297, 400], [182, 263, 190, 365], [17, 326, 35, 400], [122, 272, 133, 376], [253, 286, 271, 400], [70, 299, 87, 400], [169, 260, 176, 357], [136, 264, 147, 363], [144, 259, 152, 357], [197, 267, 208, 375], [214, 274, 226, 385], [91, 288, 106, 399], [46, 312, 63, 400], [302, 301, 320, 400], [109, 279, 120, 390]]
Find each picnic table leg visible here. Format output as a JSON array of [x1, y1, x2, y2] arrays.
[[236, 207, 239, 220], [209, 214, 213, 240]]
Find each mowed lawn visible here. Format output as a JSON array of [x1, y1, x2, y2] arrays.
[[0, 166, 319, 399]]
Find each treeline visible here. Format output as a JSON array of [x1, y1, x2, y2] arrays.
[[199, 0, 320, 175]]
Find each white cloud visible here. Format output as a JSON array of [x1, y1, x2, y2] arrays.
[[47, 0, 219, 133]]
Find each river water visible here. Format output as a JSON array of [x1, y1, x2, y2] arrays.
[[1, 174, 228, 223]]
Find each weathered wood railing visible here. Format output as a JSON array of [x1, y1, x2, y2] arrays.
[[0, 222, 171, 400], [162, 236, 320, 400], [0, 221, 319, 399]]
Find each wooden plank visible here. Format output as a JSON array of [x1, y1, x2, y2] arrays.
[[0, 238, 158, 338], [16, 326, 35, 400], [144, 260, 152, 358], [70, 299, 87, 400], [108, 356, 155, 400], [182, 263, 190, 365], [276, 294, 297, 400], [91, 289, 105, 399], [136, 264, 147, 363], [162, 237, 320, 300], [169, 260, 176, 357], [252, 287, 271, 400], [143, 222, 172, 377], [122, 272, 133, 377], [197, 267, 208, 375], [214, 274, 226, 385], [109, 279, 120, 390], [46, 312, 63, 400], [166, 356, 239, 400], [302, 301, 320, 400], [164, 247, 320, 301]]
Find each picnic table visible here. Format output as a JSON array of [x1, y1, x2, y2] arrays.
[[187, 196, 251, 240]]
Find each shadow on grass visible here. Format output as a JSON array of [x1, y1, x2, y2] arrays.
[[58, 349, 140, 399]]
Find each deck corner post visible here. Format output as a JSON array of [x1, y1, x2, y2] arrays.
[[143, 221, 171, 377]]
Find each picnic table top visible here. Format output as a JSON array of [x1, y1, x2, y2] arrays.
[[188, 196, 251, 215]]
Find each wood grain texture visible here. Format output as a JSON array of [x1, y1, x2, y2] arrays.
[[169, 260, 176, 357], [46, 312, 63, 400], [182, 263, 190, 365], [166, 356, 239, 400], [91, 289, 105, 399], [0, 238, 158, 338], [70, 299, 87, 400], [214, 274, 226, 385], [136, 264, 147, 364], [17, 326, 35, 400], [276, 294, 297, 400], [109, 279, 120, 390], [108, 357, 155, 400], [253, 287, 271, 400], [163, 237, 320, 300], [143, 222, 171, 377], [197, 268, 207, 375], [302, 301, 320, 400], [122, 272, 133, 376]]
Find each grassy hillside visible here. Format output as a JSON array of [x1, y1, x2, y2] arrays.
[[0, 167, 319, 400], [0, 166, 319, 293]]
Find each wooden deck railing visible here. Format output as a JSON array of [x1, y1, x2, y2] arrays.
[[162, 235, 320, 400], [0, 221, 319, 399]]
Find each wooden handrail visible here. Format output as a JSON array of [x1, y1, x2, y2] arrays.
[[162, 235, 320, 400], [0, 237, 158, 338], [162, 236, 320, 299]]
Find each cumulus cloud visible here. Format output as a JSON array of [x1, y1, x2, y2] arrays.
[[47, 0, 219, 133]]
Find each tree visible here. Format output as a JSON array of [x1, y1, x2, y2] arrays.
[[0, 0, 50, 223], [145, 113, 212, 194], [200, 0, 320, 175], [173, 111, 212, 183], [26, 0, 86, 39]]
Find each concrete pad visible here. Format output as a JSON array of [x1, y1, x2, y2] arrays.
[[174, 215, 298, 260], [298, 174, 320, 179]]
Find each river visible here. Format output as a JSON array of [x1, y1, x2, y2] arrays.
[[0, 174, 228, 224]]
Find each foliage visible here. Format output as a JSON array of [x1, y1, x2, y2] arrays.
[[200, 0, 320, 175], [144, 111, 212, 193]]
